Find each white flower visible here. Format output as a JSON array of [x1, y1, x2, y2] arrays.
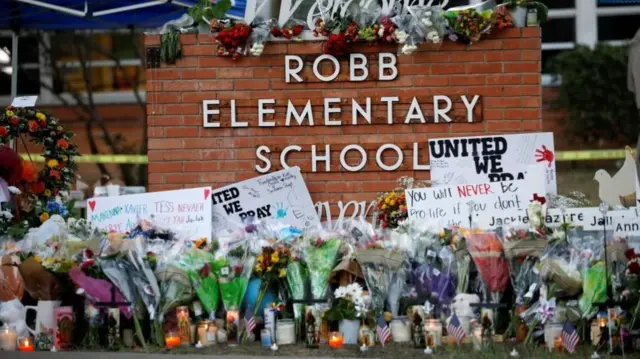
[[8, 186, 20, 195], [250, 43, 264, 56], [0, 210, 13, 220], [550, 229, 565, 241], [427, 31, 439, 41], [395, 30, 408, 44], [529, 215, 541, 228], [378, 27, 385, 38], [334, 286, 347, 299], [422, 18, 433, 27], [425, 11, 432, 17], [401, 44, 417, 55]]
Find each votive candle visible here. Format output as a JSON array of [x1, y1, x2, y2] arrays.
[[0, 325, 17, 351], [165, 331, 181, 349], [18, 337, 34, 352], [329, 332, 344, 349]]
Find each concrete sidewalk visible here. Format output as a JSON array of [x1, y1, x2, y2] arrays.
[[1, 352, 365, 359]]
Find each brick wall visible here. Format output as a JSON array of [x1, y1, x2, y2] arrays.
[[144, 27, 543, 207]]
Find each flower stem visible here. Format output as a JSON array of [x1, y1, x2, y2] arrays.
[[253, 278, 272, 316], [133, 315, 147, 350]]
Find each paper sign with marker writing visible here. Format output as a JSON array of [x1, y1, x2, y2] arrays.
[[613, 213, 640, 236], [11, 96, 38, 107], [428, 132, 556, 194], [476, 207, 637, 231], [406, 165, 546, 230], [211, 166, 320, 237], [86, 187, 212, 241]]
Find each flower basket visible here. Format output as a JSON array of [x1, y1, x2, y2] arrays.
[[503, 239, 548, 259]]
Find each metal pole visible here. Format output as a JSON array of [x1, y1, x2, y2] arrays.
[[9, 31, 18, 151]]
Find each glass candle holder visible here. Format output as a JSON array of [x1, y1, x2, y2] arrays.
[[424, 319, 442, 347], [197, 321, 210, 346], [165, 331, 181, 349], [0, 325, 17, 351], [176, 306, 191, 346], [18, 337, 34, 352], [472, 326, 482, 351], [261, 329, 272, 347], [329, 332, 344, 349]]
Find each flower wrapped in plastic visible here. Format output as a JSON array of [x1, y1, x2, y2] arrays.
[[443, 8, 494, 44], [421, 6, 446, 44], [271, 18, 305, 40], [391, 7, 427, 55], [249, 20, 271, 56], [539, 234, 583, 298], [286, 244, 308, 338], [218, 238, 256, 314], [357, 1, 398, 43], [0, 253, 24, 301], [175, 246, 225, 318], [215, 20, 253, 60], [313, 6, 360, 56]]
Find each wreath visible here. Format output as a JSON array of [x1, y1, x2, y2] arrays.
[[0, 106, 79, 232]]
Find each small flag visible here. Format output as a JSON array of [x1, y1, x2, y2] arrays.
[[376, 315, 391, 346], [447, 314, 466, 344], [561, 320, 579, 353], [245, 308, 256, 335]]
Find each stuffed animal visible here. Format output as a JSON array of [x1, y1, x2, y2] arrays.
[[446, 293, 480, 333]]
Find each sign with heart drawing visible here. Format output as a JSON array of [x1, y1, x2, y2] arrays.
[[86, 187, 213, 242]]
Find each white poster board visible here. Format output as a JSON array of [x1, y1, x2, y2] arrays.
[[211, 166, 320, 237], [428, 132, 557, 194], [87, 187, 213, 241], [406, 165, 546, 230], [476, 207, 638, 231]]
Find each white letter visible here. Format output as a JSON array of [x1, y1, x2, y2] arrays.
[[434, 95, 454, 123], [350, 53, 368, 81], [376, 144, 404, 171], [324, 98, 342, 126], [255, 145, 271, 173], [311, 144, 331, 172], [340, 144, 367, 172], [404, 97, 426, 124], [313, 54, 340, 82], [381, 96, 399, 124], [285, 55, 303, 83], [258, 99, 276, 127], [280, 145, 301, 169], [229, 100, 247, 127], [286, 100, 314, 126], [203, 100, 220, 128], [461, 95, 480, 123], [413, 143, 430, 170], [315, 201, 333, 228], [379, 53, 398, 81], [352, 97, 371, 125]]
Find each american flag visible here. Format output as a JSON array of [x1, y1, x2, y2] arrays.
[[245, 309, 256, 334], [447, 314, 466, 344], [376, 315, 391, 346], [561, 320, 579, 353]]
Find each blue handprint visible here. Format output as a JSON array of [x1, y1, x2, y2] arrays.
[[275, 202, 288, 219]]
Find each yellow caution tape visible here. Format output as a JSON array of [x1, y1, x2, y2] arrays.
[[19, 149, 628, 164]]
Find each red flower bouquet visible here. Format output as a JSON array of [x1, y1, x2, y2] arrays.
[[464, 229, 510, 297], [271, 22, 305, 40], [215, 22, 253, 60], [313, 17, 359, 57]]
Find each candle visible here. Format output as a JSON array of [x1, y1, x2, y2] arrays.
[[329, 332, 344, 349], [261, 329, 272, 347], [18, 337, 35, 352], [554, 336, 563, 352], [390, 318, 411, 343], [276, 319, 295, 345], [472, 326, 482, 351], [0, 325, 17, 351], [190, 324, 196, 344], [165, 331, 181, 349], [227, 310, 239, 343], [208, 323, 218, 345], [424, 319, 442, 347], [197, 321, 210, 347], [176, 306, 191, 346], [591, 321, 602, 346]]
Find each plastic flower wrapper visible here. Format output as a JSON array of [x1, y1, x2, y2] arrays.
[[82, 299, 104, 348], [218, 238, 256, 314], [249, 19, 271, 56], [286, 242, 308, 338], [391, 7, 426, 55], [303, 226, 342, 301], [271, 18, 305, 40], [421, 6, 446, 44], [539, 232, 583, 298], [356, 1, 398, 43], [410, 240, 457, 317], [175, 246, 225, 319], [252, 244, 291, 314], [0, 253, 24, 301]]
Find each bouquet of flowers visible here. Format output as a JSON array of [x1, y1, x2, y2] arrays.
[[493, 4, 514, 31], [391, 7, 428, 55], [314, 11, 359, 56], [253, 245, 291, 313], [176, 247, 223, 318], [0, 253, 24, 301], [421, 6, 446, 44], [324, 283, 366, 321], [215, 21, 253, 60], [285, 241, 308, 338], [303, 231, 342, 301], [356, 2, 397, 44], [444, 8, 494, 44], [539, 235, 583, 298], [218, 239, 256, 315], [375, 188, 407, 229], [18, 255, 61, 300], [248, 20, 271, 56], [271, 19, 305, 40]]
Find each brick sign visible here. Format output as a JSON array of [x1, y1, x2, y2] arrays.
[[146, 28, 542, 208]]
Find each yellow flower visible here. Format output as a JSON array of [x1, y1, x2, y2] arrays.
[[257, 255, 264, 263], [389, 200, 396, 206], [47, 159, 58, 168], [44, 189, 52, 197], [381, 204, 387, 210], [271, 252, 279, 263], [254, 264, 262, 273], [34, 255, 41, 264], [278, 268, 286, 278], [36, 112, 46, 121], [439, 231, 446, 238], [40, 212, 50, 222], [6, 110, 14, 117], [267, 266, 273, 272]]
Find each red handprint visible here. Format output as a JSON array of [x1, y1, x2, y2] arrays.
[[535, 145, 554, 167]]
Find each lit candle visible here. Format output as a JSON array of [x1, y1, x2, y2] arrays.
[[18, 337, 34, 352], [554, 336, 563, 352], [472, 326, 482, 351], [165, 331, 181, 349], [329, 332, 344, 349], [424, 319, 442, 347], [0, 325, 17, 351], [176, 306, 191, 347], [197, 321, 210, 347]]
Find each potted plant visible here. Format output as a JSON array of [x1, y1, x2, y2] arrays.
[[503, 1, 548, 28], [324, 283, 366, 344], [188, 0, 232, 34]]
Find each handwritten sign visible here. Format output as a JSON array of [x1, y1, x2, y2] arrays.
[[428, 132, 557, 194], [11, 95, 38, 107], [86, 187, 213, 241], [211, 166, 320, 238], [405, 166, 546, 230]]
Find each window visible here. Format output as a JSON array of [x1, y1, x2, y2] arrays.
[[0, 34, 41, 96]]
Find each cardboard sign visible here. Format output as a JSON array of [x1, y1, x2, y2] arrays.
[[87, 187, 213, 241], [428, 132, 557, 194], [11, 95, 37, 107], [405, 166, 546, 230], [477, 207, 638, 231], [211, 166, 320, 236]]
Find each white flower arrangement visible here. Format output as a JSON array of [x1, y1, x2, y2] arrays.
[[527, 200, 546, 230], [250, 42, 265, 56], [401, 44, 417, 55], [395, 30, 408, 44]]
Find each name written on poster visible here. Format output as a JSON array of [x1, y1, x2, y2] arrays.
[[201, 53, 482, 174]]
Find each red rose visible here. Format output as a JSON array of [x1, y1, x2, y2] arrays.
[[56, 139, 69, 149], [50, 169, 61, 181], [271, 27, 282, 37], [0, 127, 7, 137], [85, 249, 94, 259], [28, 120, 39, 132], [625, 248, 636, 260], [629, 261, 640, 275], [32, 181, 45, 194], [10, 116, 19, 126]]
